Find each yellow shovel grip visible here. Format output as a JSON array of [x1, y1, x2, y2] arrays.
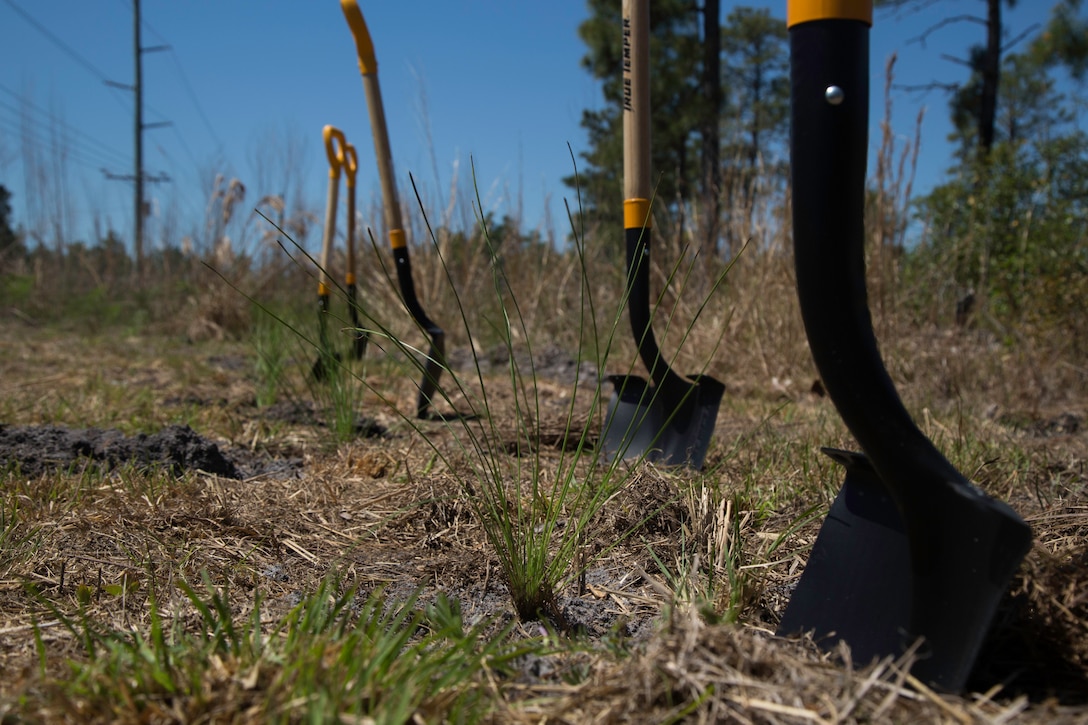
[[341, 0, 378, 74], [787, 0, 872, 28], [343, 143, 359, 188], [323, 125, 347, 178]]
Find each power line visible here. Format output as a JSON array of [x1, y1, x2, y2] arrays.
[[0, 84, 132, 168], [138, 13, 225, 152], [4, 0, 177, 142], [1, 0, 134, 113], [169, 124, 204, 177], [2, 0, 112, 82], [0, 113, 127, 173], [0, 111, 124, 171], [164, 50, 224, 151]]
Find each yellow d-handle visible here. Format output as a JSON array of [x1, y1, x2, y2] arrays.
[[323, 125, 347, 178], [342, 142, 358, 189], [787, 0, 872, 28], [341, 0, 378, 75]]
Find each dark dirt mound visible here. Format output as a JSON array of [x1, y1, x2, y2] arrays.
[[0, 423, 241, 479]]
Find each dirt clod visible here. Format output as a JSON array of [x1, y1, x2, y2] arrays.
[[0, 423, 240, 478]]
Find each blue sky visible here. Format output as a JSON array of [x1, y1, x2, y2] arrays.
[[0, 1, 1079, 255]]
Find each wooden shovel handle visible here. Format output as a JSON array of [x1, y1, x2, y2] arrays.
[[622, 0, 650, 204], [340, 0, 405, 248]]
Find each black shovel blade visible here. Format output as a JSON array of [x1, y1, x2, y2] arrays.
[[415, 328, 445, 420], [601, 375, 661, 462], [310, 351, 343, 383], [347, 283, 368, 361], [776, 448, 912, 664], [778, 447, 1032, 692], [312, 293, 340, 383], [412, 330, 476, 422], [601, 373, 723, 469]]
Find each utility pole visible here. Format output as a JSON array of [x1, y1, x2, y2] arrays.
[[133, 0, 145, 277], [104, 0, 170, 281]]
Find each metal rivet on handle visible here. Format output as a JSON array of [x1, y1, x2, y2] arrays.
[[825, 85, 845, 105]]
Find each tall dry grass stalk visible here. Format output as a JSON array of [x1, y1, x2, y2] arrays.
[[869, 54, 923, 326]]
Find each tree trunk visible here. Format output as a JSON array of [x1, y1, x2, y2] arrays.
[[747, 40, 763, 222], [978, 0, 1001, 154], [700, 0, 722, 255]]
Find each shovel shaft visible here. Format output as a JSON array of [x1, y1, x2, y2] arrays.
[[790, 15, 964, 534], [621, 0, 690, 397], [342, 0, 445, 417], [317, 291, 332, 355], [622, 0, 650, 201], [318, 174, 337, 295], [346, 11, 438, 332], [393, 245, 445, 415], [344, 142, 358, 283], [319, 125, 346, 293], [624, 217, 693, 396], [361, 73, 405, 238], [342, 141, 368, 359], [787, 0, 871, 26]]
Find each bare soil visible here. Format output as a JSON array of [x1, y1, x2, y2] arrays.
[[0, 423, 244, 479]]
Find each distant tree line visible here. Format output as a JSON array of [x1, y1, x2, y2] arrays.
[[568, 0, 1088, 330], [893, 0, 1088, 324], [0, 184, 22, 263]]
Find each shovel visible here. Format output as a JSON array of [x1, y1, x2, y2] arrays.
[[312, 124, 347, 382], [775, 0, 1032, 692], [342, 141, 368, 361], [600, 0, 724, 469], [340, 0, 448, 420]]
